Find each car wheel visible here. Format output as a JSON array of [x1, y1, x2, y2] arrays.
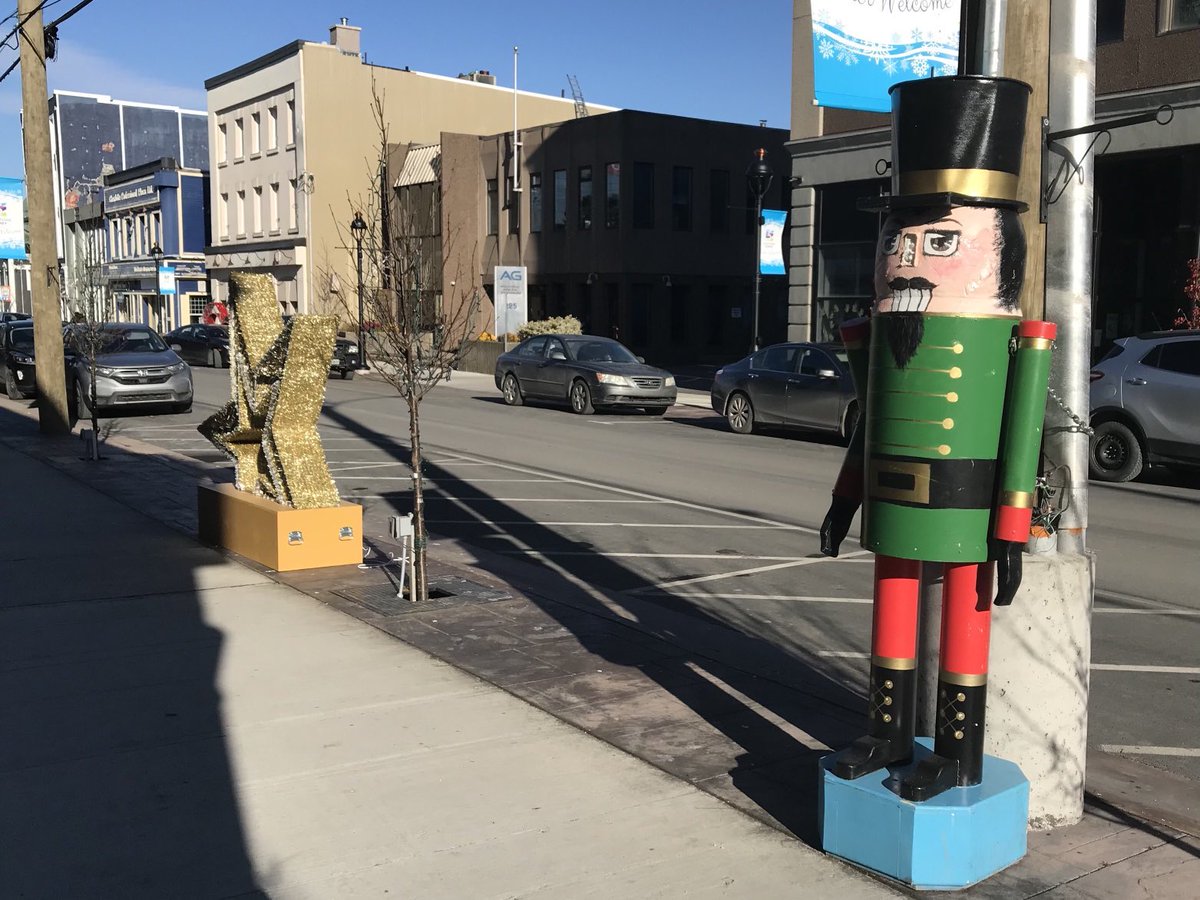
[[5, 367, 21, 400], [646, 407, 669, 416], [1090, 420, 1143, 483], [341, 368, 355, 380], [209, 348, 222, 368], [75, 380, 92, 415], [840, 401, 860, 443], [569, 379, 594, 415], [501, 372, 523, 406], [726, 392, 754, 434]]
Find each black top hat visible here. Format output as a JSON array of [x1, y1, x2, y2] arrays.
[[864, 76, 1032, 213]]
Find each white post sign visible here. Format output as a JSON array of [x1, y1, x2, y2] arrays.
[[494, 265, 527, 336]]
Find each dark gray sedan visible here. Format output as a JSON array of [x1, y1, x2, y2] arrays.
[[710, 342, 857, 439], [495, 334, 676, 415]]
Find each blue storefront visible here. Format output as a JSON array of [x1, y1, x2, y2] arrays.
[[102, 157, 211, 331]]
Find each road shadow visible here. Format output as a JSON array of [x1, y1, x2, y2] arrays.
[[319, 402, 868, 846], [0, 405, 264, 897]]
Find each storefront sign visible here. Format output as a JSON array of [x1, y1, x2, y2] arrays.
[[811, 0, 961, 112], [759, 209, 788, 276], [0, 178, 27, 260], [494, 266, 528, 336], [104, 259, 206, 280], [103, 177, 158, 212]]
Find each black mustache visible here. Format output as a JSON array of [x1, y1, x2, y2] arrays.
[[888, 277, 937, 291]]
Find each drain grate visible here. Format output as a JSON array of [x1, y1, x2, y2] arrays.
[[335, 575, 510, 617]]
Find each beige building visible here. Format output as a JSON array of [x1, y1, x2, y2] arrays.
[[205, 19, 613, 318]]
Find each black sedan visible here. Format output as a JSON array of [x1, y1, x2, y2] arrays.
[[710, 341, 858, 439], [165, 324, 230, 368], [1, 321, 36, 399], [495, 334, 676, 415]]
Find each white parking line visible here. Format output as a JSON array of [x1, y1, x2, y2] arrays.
[[1100, 745, 1200, 757], [499, 552, 811, 561], [816, 652, 1200, 675], [423, 498, 657, 503], [1094, 608, 1200, 616], [626, 551, 873, 594], [423, 521, 805, 529], [663, 593, 872, 604]]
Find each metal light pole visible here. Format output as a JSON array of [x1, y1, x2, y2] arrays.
[[150, 243, 164, 331], [747, 148, 774, 354], [350, 212, 367, 368]]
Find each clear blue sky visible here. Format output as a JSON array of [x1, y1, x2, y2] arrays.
[[0, 0, 793, 178]]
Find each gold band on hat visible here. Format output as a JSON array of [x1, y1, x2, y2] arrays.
[[898, 168, 1020, 201]]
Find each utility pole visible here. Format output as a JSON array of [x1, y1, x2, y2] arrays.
[[18, 0, 70, 434]]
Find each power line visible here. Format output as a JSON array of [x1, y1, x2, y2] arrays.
[[0, 0, 85, 86]]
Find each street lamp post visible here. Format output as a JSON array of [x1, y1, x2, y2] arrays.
[[350, 212, 367, 369], [150, 243, 164, 331], [746, 148, 774, 355]]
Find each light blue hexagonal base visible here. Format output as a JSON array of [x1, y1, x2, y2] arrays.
[[819, 738, 1029, 890]]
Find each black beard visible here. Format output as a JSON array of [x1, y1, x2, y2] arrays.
[[885, 312, 925, 369]]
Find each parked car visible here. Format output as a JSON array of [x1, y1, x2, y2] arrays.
[[711, 341, 857, 439], [495, 334, 676, 414], [1, 321, 36, 399], [164, 324, 230, 367], [70, 324, 193, 415], [1089, 330, 1200, 482], [0, 312, 31, 324], [331, 336, 359, 379]]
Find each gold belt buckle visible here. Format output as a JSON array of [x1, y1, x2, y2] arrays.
[[869, 458, 932, 505]]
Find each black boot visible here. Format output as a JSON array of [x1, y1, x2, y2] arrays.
[[899, 678, 987, 802], [831, 666, 915, 780]]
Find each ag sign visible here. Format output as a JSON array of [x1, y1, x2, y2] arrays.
[[494, 266, 528, 336]]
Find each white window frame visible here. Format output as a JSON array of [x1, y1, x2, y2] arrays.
[[267, 106, 278, 152], [251, 111, 261, 156], [286, 99, 296, 146], [287, 179, 298, 232], [217, 122, 228, 164], [253, 185, 263, 235], [234, 117, 244, 159], [236, 190, 246, 237], [269, 182, 280, 233]]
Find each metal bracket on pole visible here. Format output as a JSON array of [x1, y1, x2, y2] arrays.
[[1040, 105, 1174, 223]]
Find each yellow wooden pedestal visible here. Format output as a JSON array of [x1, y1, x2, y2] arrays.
[[198, 482, 362, 571]]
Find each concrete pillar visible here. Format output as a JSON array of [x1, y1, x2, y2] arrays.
[[986, 553, 1093, 828]]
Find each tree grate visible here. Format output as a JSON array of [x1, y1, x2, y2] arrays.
[[335, 575, 510, 617]]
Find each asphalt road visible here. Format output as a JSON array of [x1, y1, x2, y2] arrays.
[[107, 365, 1200, 782]]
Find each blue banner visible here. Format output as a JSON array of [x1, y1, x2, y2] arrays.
[[0, 178, 27, 260], [811, 1, 961, 113], [760, 209, 787, 276]]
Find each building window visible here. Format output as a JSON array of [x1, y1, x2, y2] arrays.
[[1097, 0, 1125, 42], [236, 190, 246, 236], [604, 163, 620, 229], [286, 99, 296, 145], [250, 112, 261, 155], [710, 169, 730, 233], [631, 283, 651, 347], [217, 123, 227, 164], [529, 172, 542, 233], [507, 178, 520, 233], [633, 162, 654, 229], [487, 178, 499, 234], [253, 186, 263, 235], [671, 166, 693, 231], [218, 193, 229, 240], [152, 210, 162, 249], [269, 183, 279, 233], [553, 169, 567, 230], [287, 179, 298, 232], [234, 117, 244, 159], [578, 166, 593, 229], [1160, 0, 1200, 31], [267, 106, 278, 151], [813, 179, 885, 341]]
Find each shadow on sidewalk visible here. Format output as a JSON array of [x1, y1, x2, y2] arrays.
[[0, 405, 265, 897], [318, 402, 868, 847]]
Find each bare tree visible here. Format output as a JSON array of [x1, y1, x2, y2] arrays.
[[323, 85, 481, 602], [65, 216, 112, 459]]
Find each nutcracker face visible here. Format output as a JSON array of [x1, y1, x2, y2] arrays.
[[874, 205, 1024, 317]]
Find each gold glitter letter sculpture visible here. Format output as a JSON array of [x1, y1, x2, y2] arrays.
[[199, 272, 342, 509]]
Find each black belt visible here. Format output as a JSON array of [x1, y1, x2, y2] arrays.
[[868, 455, 997, 509]]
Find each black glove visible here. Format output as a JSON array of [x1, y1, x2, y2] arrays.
[[995, 541, 1023, 606], [820, 496, 859, 557]]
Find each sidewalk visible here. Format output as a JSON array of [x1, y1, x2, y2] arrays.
[[0, 408, 894, 897], [3, 393, 1198, 899]]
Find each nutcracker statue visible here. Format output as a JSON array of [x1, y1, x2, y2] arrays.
[[818, 76, 1051, 888]]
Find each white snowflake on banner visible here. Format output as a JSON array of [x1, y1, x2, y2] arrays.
[[939, 65, 955, 77], [884, 59, 898, 76], [818, 37, 835, 59], [836, 44, 859, 65], [863, 41, 890, 63], [910, 58, 930, 77]]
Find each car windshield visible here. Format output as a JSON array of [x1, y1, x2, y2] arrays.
[[9, 327, 34, 352], [205, 326, 229, 338], [566, 338, 638, 364], [98, 328, 168, 354]]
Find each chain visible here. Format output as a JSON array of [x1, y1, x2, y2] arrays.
[[1047, 386, 1093, 436]]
